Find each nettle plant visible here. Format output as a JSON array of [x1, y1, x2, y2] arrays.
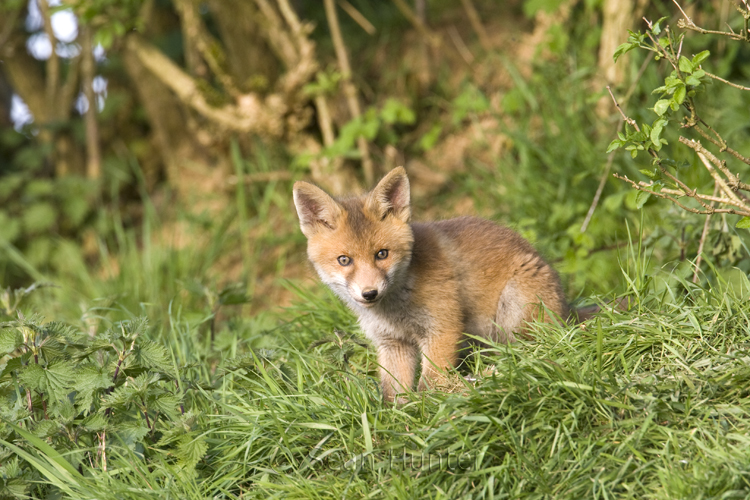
[[0, 285, 204, 497], [607, 4, 750, 279]]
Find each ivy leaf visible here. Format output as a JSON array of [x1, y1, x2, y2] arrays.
[[736, 217, 750, 229]]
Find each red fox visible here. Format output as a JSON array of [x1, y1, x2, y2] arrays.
[[293, 167, 567, 402]]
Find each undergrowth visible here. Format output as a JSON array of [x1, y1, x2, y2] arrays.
[[2, 246, 750, 499]]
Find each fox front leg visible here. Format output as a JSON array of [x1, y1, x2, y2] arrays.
[[416, 330, 462, 392], [376, 339, 418, 403]]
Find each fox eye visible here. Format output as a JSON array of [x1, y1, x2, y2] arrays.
[[337, 255, 351, 266], [375, 249, 389, 260]]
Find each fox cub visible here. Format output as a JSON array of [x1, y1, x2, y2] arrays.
[[293, 167, 567, 402]]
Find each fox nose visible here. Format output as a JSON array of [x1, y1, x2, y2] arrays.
[[361, 289, 378, 301]]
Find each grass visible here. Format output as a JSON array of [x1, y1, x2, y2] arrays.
[[4, 246, 750, 498], [3, 40, 750, 499]]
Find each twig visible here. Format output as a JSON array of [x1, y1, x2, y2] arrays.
[[693, 183, 719, 283], [391, 0, 441, 47], [324, 0, 374, 184], [582, 56, 653, 233], [459, 0, 493, 52], [679, 137, 750, 194], [607, 86, 712, 209], [606, 86, 637, 128], [704, 70, 750, 91], [174, 0, 240, 97], [677, 18, 748, 41], [692, 121, 750, 167], [613, 173, 750, 216], [448, 26, 474, 65], [337, 0, 376, 35], [98, 431, 107, 472]]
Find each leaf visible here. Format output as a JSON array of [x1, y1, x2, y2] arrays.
[[22, 203, 57, 234], [177, 435, 208, 471], [650, 119, 665, 150], [692, 50, 710, 65], [135, 340, 172, 375], [380, 98, 415, 125], [654, 99, 670, 116], [606, 139, 622, 153], [613, 42, 634, 62], [636, 190, 651, 209], [0, 328, 22, 354], [18, 363, 45, 390], [686, 75, 702, 87], [678, 56, 693, 74], [736, 217, 750, 229], [674, 85, 686, 105], [218, 284, 250, 306], [42, 361, 78, 400]]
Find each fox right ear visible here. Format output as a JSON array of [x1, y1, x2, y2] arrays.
[[293, 182, 343, 238]]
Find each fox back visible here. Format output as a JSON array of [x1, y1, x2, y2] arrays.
[[293, 167, 567, 402]]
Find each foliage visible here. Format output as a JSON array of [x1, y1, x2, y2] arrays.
[[607, 6, 750, 280], [2, 250, 750, 498]]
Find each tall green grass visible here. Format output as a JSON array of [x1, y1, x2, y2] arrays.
[[4, 248, 750, 499]]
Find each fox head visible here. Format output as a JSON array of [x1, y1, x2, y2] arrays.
[[293, 167, 414, 309]]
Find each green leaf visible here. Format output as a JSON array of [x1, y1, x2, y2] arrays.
[[613, 42, 634, 62], [18, 363, 45, 389], [686, 75, 702, 86], [674, 85, 686, 104], [692, 50, 710, 65], [218, 284, 250, 306], [22, 203, 57, 233], [636, 190, 651, 209], [639, 169, 658, 180], [678, 56, 693, 74], [654, 100, 670, 116], [650, 119, 665, 150], [135, 340, 172, 375], [0, 328, 22, 354], [177, 435, 208, 471], [736, 217, 750, 229], [606, 140, 622, 153], [380, 98, 416, 125]]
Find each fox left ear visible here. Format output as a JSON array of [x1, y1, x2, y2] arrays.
[[367, 167, 411, 223]]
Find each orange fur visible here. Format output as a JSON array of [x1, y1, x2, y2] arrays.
[[293, 167, 567, 402]]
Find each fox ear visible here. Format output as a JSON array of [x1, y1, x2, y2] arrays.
[[293, 181, 343, 238], [367, 167, 411, 223]]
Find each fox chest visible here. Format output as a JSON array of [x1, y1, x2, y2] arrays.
[[356, 305, 432, 345]]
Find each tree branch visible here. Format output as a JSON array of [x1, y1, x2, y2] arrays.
[[324, 0, 373, 184], [81, 25, 101, 179]]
